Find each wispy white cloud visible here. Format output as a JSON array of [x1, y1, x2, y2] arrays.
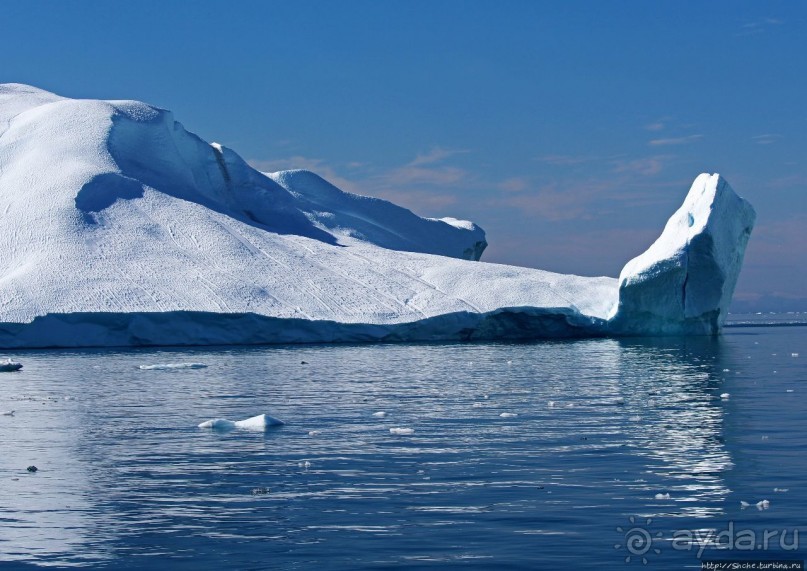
[[644, 122, 666, 132], [648, 134, 703, 147], [409, 146, 469, 166], [738, 17, 783, 35], [497, 177, 530, 193], [612, 156, 670, 176], [752, 134, 781, 145]]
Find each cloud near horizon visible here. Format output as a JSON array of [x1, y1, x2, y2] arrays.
[[648, 134, 703, 147]]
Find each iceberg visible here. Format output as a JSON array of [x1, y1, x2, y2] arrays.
[[198, 414, 285, 431], [0, 84, 755, 347]]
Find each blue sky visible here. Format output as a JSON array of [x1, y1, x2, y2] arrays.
[[3, 0, 805, 311]]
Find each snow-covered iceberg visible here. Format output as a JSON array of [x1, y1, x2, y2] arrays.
[[0, 84, 755, 347]]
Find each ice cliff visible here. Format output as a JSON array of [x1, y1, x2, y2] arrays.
[[0, 84, 755, 348]]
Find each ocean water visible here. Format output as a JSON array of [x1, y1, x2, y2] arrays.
[[1, 325, 805, 570]]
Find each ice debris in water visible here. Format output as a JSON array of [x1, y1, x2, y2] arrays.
[[740, 500, 770, 510], [0, 359, 23, 372], [140, 363, 207, 370], [390, 427, 414, 435], [655, 493, 671, 500], [720, 393, 730, 399], [774, 488, 789, 493], [2, 410, 14, 416], [499, 413, 518, 418], [198, 413, 284, 431], [792, 353, 799, 357], [372, 411, 387, 418], [308, 430, 321, 436], [298, 461, 311, 469]]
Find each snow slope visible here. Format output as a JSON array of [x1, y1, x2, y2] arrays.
[[0, 84, 755, 347]]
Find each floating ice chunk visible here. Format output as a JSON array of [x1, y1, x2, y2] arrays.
[[472, 402, 484, 408], [720, 393, 730, 399], [740, 501, 750, 509], [198, 418, 236, 430], [613, 397, 625, 405], [298, 460, 311, 469], [0, 359, 22, 372], [198, 413, 284, 431], [786, 389, 794, 393], [372, 411, 387, 418], [308, 430, 321, 436], [792, 353, 799, 357], [390, 427, 414, 435], [655, 493, 671, 500], [756, 499, 770, 510], [2, 410, 14, 416], [499, 413, 518, 418], [774, 488, 789, 493], [548, 401, 556, 407], [722, 369, 730, 373], [140, 363, 207, 370], [234, 414, 285, 430]]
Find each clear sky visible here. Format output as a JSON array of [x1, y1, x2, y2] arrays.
[[2, 0, 805, 311]]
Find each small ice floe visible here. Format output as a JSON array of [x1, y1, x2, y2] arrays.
[[722, 368, 730, 373], [372, 411, 386, 418], [507, 360, 513, 366], [251, 487, 270, 495], [308, 430, 321, 436], [472, 402, 484, 408], [792, 353, 799, 358], [298, 460, 311, 469], [2, 410, 15, 416], [774, 488, 789, 493], [0, 359, 23, 372], [720, 393, 730, 400], [547, 400, 556, 408], [499, 412, 518, 418], [628, 415, 642, 422], [612, 397, 625, 406], [655, 493, 671, 500], [389, 427, 414, 435], [198, 414, 284, 431], [740, 499, 770, 510], [139, 363, 207, 370], [786, 389, 794, 393], [483, 394, 489, 400]]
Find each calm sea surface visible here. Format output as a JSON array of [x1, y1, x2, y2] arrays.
[[1, 320, 806, 570]]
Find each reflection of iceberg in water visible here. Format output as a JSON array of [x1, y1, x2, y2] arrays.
[[614, 337, 733, 518], [0, 393, 114, 565]]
